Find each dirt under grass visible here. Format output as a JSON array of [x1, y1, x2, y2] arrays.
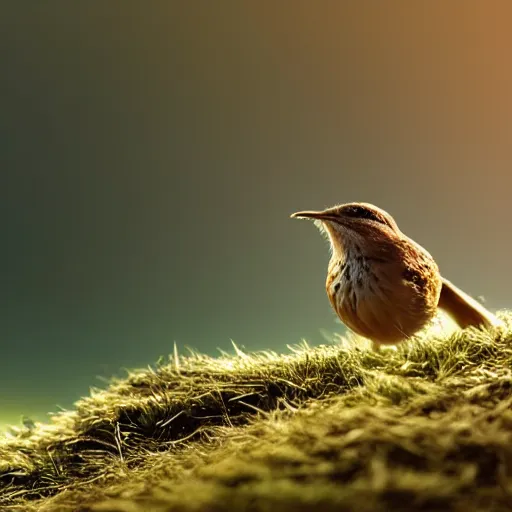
[[2, 313, 512, 512]]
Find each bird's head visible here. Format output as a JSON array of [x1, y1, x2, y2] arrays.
[[291, 202, 401, 257]]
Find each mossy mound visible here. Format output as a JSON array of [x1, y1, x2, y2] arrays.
[[2, 313, 512, 511]]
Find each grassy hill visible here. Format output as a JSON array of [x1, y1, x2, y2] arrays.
[[1, 313, 512, 512]]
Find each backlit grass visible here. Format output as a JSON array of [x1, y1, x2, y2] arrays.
[[1, 312, 512, 511]]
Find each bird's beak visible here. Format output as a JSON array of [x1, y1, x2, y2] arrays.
[[290, 210, 338, 222]]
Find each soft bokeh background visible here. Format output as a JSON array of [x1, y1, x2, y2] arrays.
[[2, 1, 512, 429]]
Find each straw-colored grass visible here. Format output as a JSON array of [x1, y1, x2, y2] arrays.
[[2, 312, 512, 511]]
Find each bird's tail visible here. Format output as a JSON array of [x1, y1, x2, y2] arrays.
[[438, 277, 503, 330]]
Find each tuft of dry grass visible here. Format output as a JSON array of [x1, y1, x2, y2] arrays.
[[1, 312, 512, 511]]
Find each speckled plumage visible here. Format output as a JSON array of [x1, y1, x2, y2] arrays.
[[292, 202, 501, 348]]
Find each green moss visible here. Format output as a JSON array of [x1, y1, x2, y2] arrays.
[[1, 313, 512, 511]]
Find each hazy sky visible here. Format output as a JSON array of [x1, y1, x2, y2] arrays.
[[2, 2, 512, 429]]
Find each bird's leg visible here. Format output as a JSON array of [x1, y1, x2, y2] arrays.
[[371, 341, 381, 352]]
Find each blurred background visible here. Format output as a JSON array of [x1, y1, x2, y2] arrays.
[[2, 1, 512, 429]]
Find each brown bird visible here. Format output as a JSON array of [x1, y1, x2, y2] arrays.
[[291, 202, 502, 350]]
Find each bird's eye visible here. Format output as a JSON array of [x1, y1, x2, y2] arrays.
[[342, 206, 386, 224]]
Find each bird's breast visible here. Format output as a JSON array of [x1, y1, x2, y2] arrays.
[[326, 254, 442, 345]]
